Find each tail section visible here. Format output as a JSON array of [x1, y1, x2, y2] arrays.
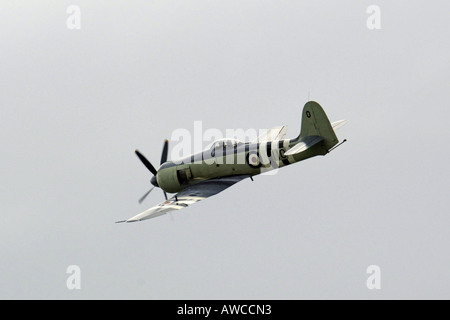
[[297, 101, 339, 152]]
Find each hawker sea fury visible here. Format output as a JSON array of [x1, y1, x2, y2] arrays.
[[116, 101, 347, 223]]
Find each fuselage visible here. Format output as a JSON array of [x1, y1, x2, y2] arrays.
[[156, 137, 328, 193]]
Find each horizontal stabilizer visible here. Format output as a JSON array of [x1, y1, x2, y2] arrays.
[[331, 119, 347, 130], [285, 135, 323, 156]]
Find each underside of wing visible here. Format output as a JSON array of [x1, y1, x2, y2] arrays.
[[117, 175, 250, 223], [251, 125, 287, 143]]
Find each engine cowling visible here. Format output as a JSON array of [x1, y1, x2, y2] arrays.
[[156, 162, 183, 193]]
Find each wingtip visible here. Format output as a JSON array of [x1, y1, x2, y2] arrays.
[[115, 219, 139, 223]]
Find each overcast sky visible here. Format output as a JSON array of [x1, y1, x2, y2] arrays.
[[1, 0, 449, 299]]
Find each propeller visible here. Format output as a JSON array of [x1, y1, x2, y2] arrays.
[[135, 140, 169, 203], [135, 150, 157, 175], [138, 187, 154, 204]]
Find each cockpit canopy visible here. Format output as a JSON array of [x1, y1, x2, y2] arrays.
[[209, 138, 244, 156], [210, 138, 243, 150]]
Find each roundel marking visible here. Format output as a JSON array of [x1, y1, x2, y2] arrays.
[[247, 151, 262, 168], [306, 110, 311, 118]]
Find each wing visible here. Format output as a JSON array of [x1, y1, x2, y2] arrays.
[[251, 125, 287, 143], [117, 175, 250, 223]]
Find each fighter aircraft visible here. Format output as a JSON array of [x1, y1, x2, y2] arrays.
[[116, 101, 346, 223]]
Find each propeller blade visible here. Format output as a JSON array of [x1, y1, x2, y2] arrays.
[[160, 140, 169, 165], [138, 187, 155, 204], [135, 150, 157, 175]]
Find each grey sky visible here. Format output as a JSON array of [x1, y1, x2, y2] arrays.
[[1, 1, 449, 299]]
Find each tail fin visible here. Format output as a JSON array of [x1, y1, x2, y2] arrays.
[[297, 101, 338, 151]]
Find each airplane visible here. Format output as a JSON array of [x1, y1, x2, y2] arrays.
[[116, 101, 347, 223]]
